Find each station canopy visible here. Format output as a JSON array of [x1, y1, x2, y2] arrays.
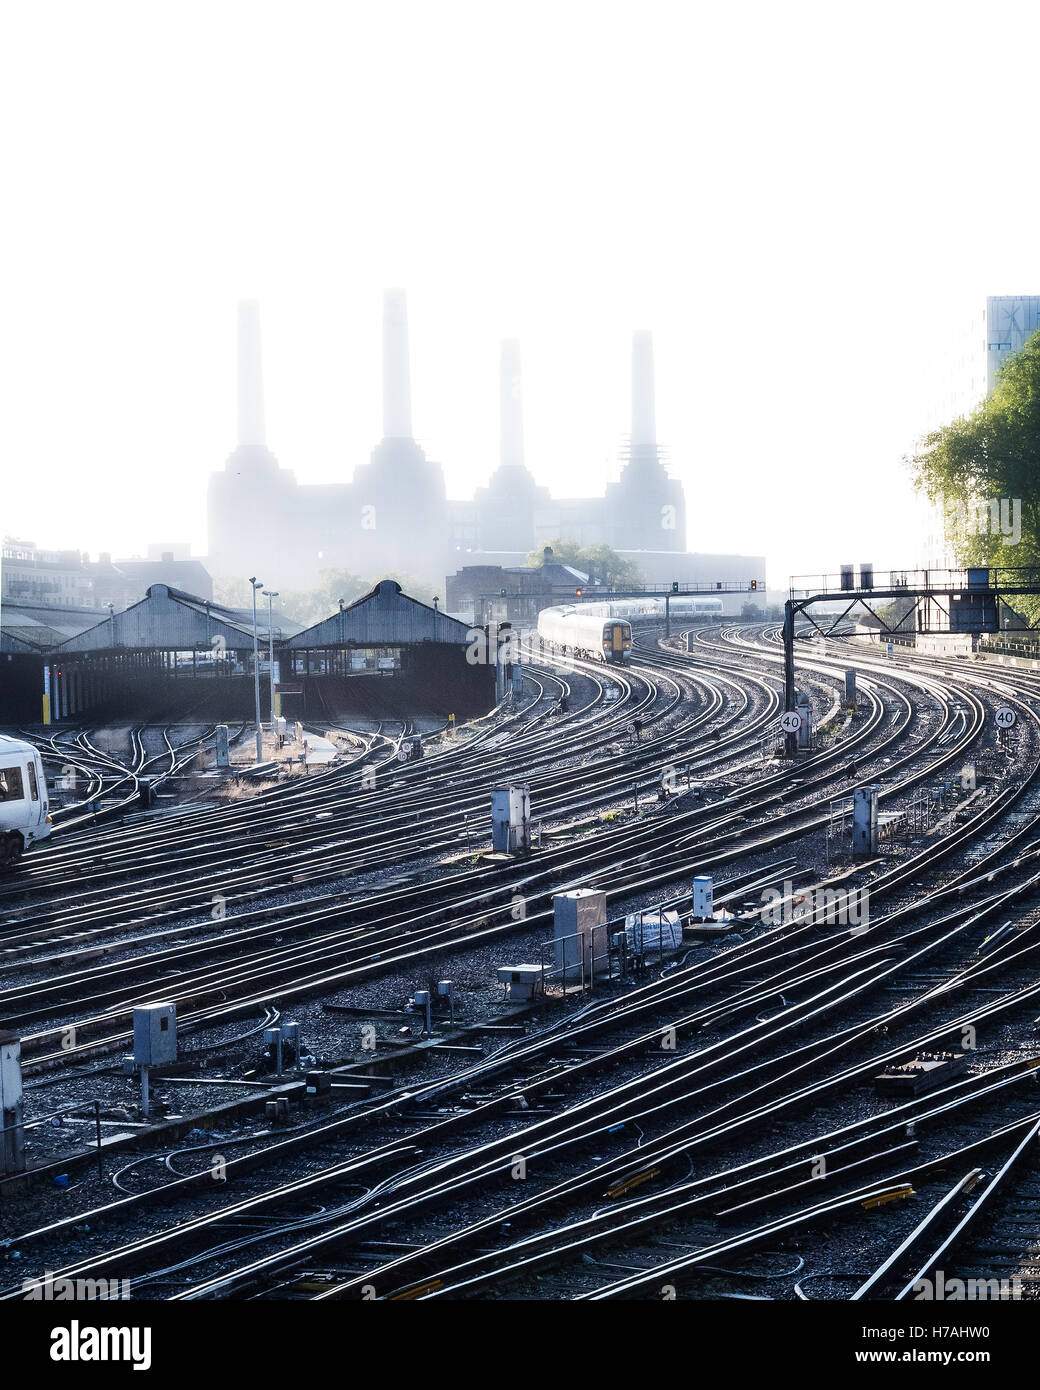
[[0, 600, 113, 653], [56, 584, 304, 653], [286, 580, 474, 649]]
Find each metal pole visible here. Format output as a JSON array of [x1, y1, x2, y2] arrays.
[[249, 577, 263, 762], [94, 1099, 103, 1180], [665, 593, 671, 639], [783, 598, 798, 758], [264, 589, 278, 727]]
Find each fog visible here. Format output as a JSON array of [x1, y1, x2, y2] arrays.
[[2, 0, 1038, 585]]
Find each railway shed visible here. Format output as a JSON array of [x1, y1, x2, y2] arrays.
[[0, 601, 116, 722], [283, 580, 494, 718], [43, 584, 303, 722]]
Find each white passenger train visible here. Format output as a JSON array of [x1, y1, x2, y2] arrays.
[[537, 595, 726, 664], [0, 736, 52, 869], [536, 606, 633, 663], [577, 596, 725, 622]]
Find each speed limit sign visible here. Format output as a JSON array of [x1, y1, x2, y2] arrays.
[[995, 707, 1017, 729], [779, 710, 803, 734]]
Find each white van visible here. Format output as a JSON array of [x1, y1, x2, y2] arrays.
[[0, 735, 52, 868]]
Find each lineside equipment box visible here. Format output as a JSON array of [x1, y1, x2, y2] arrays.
[[133, 1002, 177, 1067]]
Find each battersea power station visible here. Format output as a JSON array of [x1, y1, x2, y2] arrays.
[[207, 293, 762, 600]]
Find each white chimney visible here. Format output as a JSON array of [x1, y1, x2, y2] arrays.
[[631, 330, 656, 449], [237, 300, 266, 449], [499, 339, 524, 469], [382, 289, 413, 439]]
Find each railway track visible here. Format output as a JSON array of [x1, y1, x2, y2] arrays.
[[4, 622, 1040, 1303]]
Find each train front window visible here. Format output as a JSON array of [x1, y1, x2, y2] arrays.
[[0, 766, 25, 801], [27, 763, 39, 801]]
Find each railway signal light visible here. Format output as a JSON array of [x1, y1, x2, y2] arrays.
[[751, 579, 758, 591], [671, 581, 679, 593], [575, 587, 583, 598]]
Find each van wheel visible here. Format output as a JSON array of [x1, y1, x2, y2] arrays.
[[1, 834, 23, 870]]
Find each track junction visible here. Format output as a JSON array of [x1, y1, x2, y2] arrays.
[[2, 621, 1039, 1303]]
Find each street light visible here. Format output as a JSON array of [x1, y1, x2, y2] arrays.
[[249, 576, 263, 762], [262, 589, 279, 729]]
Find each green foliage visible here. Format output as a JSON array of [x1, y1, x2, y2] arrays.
[[910, 330, 1040, 622], [873, 597, 916, 633], [211, 576, 253, 610], [373, 571, 438, 606], [217, 567, 440, 628], [525, 538, 643, 588]]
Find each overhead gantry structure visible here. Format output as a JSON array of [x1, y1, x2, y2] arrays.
[[782, 564, 1040, 755]]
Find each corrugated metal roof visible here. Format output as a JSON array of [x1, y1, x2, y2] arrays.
[[1, 624, 69, 651], [56, 584, 278, 652], [0, 600, 107, 651], [286, 580, 473, 648], [1, 628, 38, 653], [169, 590, 304, 637]]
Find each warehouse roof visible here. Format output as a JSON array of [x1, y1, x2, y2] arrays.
[[0, 601, 112, 653], [286, 580, 474, 648], [56, 584, 303, 653]]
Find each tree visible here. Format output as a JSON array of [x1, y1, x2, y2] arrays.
[[233, 567, 439, 628], [910, 330, 1040, 621], [371, 571, 438, 607], [211, 576, 254, 610], [526, 538, 643, 588]]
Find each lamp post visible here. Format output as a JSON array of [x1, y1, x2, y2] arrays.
[[249, 576, 263, 762], [263, 589, 279, 727]]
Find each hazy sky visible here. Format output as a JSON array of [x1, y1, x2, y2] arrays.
[[2, 1, 1038, 587]]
